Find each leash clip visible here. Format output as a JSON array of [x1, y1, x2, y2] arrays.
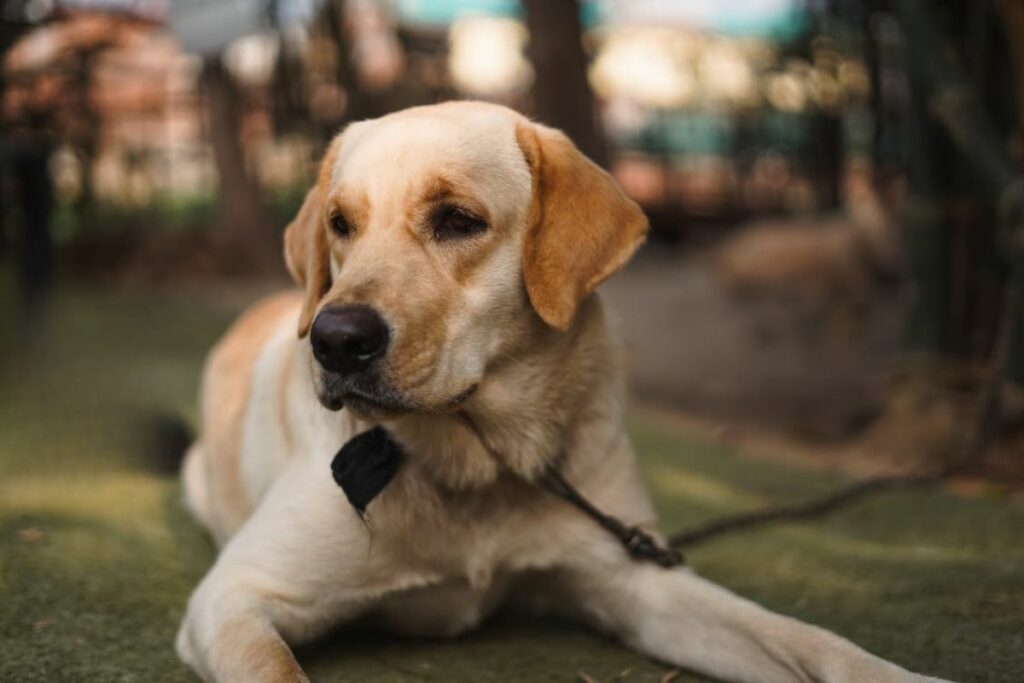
[[622, 527, 685, 568]]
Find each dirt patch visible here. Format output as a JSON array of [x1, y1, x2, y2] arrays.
[[605, 244, 903, 440], [609, 244, 1024, 486]]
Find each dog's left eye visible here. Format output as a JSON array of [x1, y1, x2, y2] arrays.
[[329, 212, 351, 238], [432, 205, 487, 240]]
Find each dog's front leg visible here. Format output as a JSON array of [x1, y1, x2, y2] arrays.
[[564, 551, 952, 683], [176, 463, 368, 683]]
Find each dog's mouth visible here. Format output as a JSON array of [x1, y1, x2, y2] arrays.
[[317, 377, 409, 416], [338, 390, 411, 417], [317, 370, 478, 417], [444, 383, 478, 408]]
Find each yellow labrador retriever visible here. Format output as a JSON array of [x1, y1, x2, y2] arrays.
[[176, 101, 951, 683]]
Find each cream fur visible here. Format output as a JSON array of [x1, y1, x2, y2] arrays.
[[176, 102, 953, 683]]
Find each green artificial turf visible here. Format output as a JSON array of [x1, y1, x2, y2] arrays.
[[1, 282, 1021, 682]]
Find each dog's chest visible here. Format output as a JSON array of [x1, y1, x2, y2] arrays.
[[358, 468, 569, 588], [348, 490, 531, 637]]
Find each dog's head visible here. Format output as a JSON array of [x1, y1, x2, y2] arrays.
[[284, 102, 647, 417]]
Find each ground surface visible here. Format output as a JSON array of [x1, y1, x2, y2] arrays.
[[1, 279, 1022, 683]]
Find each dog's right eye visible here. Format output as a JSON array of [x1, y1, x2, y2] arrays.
[[329, 213, 350, 237]]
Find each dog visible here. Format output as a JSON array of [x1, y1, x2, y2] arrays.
[[176, 101, 951, 683]]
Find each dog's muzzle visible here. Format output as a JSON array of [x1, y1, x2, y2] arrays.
[[310, 305, 399, 413]]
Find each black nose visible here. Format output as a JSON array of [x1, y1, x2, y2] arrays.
[[310, 305, 390, 375]]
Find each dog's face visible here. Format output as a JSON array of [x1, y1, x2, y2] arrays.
[[284, 102, 647, 418]]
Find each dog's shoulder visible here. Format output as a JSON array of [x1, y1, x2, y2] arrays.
[[201, 288, 305, 453], [193, 291, 304, 539]]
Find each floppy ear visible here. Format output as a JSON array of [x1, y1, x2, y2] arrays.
[[283, 186, 330, 337], [284, 137, 342, 338], [515, 121, 649, 330]]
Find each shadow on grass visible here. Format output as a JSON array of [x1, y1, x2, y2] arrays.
[[298, 615, 688, 683]]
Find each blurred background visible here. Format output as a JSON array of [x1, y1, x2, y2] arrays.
[[3, 0, 1023, 474], [2, 2, 1024, 680]]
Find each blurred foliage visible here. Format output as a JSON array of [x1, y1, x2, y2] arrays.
[[41, 183, 310, 249]]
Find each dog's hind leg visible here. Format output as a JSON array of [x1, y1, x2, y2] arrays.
[[561, 554, 953, 683]]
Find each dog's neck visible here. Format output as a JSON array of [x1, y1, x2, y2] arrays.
[[385, 296, 625, 490]]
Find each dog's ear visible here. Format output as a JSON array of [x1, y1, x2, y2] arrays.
[[284, 137, 342, 338], [283, 185, 330, 338], [515, 121, 649, 330]]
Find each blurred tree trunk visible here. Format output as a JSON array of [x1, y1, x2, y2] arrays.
[[324, 0, 373, 124], [14, 143, 54, 303], [996, 0, 1024, 385], [201, 56, 276, 271], [71, 46, 104, 229], [522, 0, 606, 167], [1, 20, 54, 328], [902, 76, 954, 356], [322, 0, 414, 127], [896, 0, 1024, 384]]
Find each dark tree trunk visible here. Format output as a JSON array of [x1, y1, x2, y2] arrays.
[[902, 77, 954, 356], [522, 0, 606, 167], [11, 142, 54, 312], [323, 0, 369, 122], [896, 0, 1024, 383], [71, 48, 102, 229], [996, 0, 1024, 385], [201, 56, 276, 271]]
